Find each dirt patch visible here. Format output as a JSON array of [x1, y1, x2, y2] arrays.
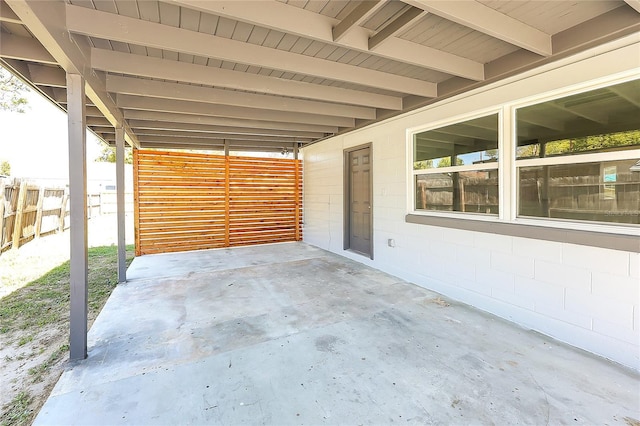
[[0, 216, 134, 425]]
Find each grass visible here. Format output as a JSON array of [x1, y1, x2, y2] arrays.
[[0, 245, 134, 341], [0, 393, 32, 426], [0, 244, 134, 426]]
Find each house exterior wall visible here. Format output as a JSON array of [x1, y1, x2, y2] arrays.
[[302, 35, 640, 370]]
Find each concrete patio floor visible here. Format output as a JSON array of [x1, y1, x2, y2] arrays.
[[35, 242, 639, 425]]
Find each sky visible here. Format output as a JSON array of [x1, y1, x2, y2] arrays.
[[0, 86, 104, 179]]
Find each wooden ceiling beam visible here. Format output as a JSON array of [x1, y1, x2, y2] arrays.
[[28, 63, 66, 87], [368, 7, 426, 50], [125, 128, 313, 143], [66, 4, 436, 97], [123, 110, 339, 134], [135, 135, 299, 148], [0, 33, 57, 64], [116, 94, 354, 128], [92, 48, 401, 111], [403, 0, 552, 56], [0, 1, 20, 24], [333, 1, 387, 42], [126, 120, 325, 139], [163, 0, 483, 81], [106, 75, 376, 120], [624, 0, 640, 13]]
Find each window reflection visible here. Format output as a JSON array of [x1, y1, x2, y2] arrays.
[[516, 79, 640, 225], [414, 114, 498, 169], [517, 80, 640, 159], [416, 170, 499, 214], [519, 160, 640, 224]]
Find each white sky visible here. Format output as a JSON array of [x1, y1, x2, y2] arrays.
[[0, 87, 104, 179]]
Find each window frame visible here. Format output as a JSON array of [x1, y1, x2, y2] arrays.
[[407, 74, 640, 236], [407, 108, 503, 221]]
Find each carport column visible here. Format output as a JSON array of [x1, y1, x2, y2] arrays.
[[116, 127, 126, 283], [67, 73, 88, 360]]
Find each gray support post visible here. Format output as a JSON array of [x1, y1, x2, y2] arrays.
[[67, 73, 88, 361], [224, 139, 230, 156], [294, 145, 299, 160], [116, 127, 127, 283]]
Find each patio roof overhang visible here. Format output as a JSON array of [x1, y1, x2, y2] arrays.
[[2, 0, 640, 361], [2, 0, 639, 152]]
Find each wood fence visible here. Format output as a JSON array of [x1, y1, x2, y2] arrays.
[[0, 180, 69, 252], [0, 180, 128, 254], [134, 150, 303, 256]]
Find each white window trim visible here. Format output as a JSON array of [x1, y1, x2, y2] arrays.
[[408, 109, 502, 218], [413, 162, 498, 175], [407, 74, 640, 235], [515, 149, 640, 168]]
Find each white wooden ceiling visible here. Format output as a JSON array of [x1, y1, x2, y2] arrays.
[[1, 0, 639, 152]]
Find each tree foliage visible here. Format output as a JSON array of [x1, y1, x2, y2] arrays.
[[0, 160, 10, 176], [95, 145, 133, 164], [518, 130, 640, 158], [414, 159, 433, 170], [437, 156, 464, 167], [0, 67, 29, 113]]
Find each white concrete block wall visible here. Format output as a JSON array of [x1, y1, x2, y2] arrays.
[[301, 38, 640, 370]]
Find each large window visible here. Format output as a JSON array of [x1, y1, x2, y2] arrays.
[[413, 114, 499, 215], [409, 78, 639, 230], [516, 79, 640, 225]]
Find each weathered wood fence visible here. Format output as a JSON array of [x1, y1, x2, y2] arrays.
[[0, 180, 69, 252], [0, 181, 132, 253], [134, 150, 303, 256]]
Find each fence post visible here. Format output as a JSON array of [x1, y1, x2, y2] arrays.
[[34, 186, 45, 238], [59, 190, 69, 232], [11, 180, 27, 250], [0, 181, 5, 249]]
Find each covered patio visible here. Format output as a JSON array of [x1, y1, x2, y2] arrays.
[[35, 242, 638, 425], [2, 0, 639, 421]]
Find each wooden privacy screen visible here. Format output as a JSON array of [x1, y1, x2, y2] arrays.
[[134, 150, 302, 256]]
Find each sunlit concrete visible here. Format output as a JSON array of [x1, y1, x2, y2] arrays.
[[35, 242, 639, 425]]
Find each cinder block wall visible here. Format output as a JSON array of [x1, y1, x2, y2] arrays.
[[302, 38, 640, 370]]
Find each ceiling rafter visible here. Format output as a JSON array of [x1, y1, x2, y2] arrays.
[[403, 0, 552, 56], [162, 0, 484, 81], [106, 75, 376, 120], [65, 3, 437, 97], [122, 110, 339, 135], [608, 86, 640, 108], [368, 7, 426, 50], [126, 120, 325, 140], [0, 1, 20, 23], [108, 129, 310, 143], [624, 0, 640, 13], [547, 103, 609, 125], [91, 48, 402, 111], [0, 33, 57, 64], [28, 63, 65, 87], [116, 94, 355, 128], [133, 135, 300, 148], [333, 1, 387, 42]]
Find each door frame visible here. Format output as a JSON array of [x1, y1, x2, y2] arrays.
[[343, 143, 374, 260]]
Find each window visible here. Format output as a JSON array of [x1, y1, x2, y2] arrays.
[[413, 114, 499, 215], [515, 79, 640, 225]]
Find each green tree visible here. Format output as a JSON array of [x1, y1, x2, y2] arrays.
[[0, 160, 10, 176], [95, 145, 133, 164], [437, 156, 464, 167], [0, 66, 29, 113], [414, 159, 433, 170]]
